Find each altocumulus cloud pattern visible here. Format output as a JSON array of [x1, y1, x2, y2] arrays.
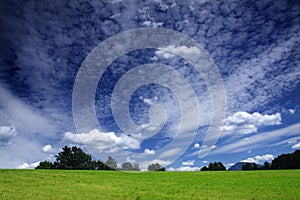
[[0, 0, 299, 170]]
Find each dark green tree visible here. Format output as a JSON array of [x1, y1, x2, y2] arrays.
[[35, 161, 53, 169], [271, 150, 300, 169], [263, 161, 271, 170], [200, 166, 208, 171], [208, 162, 226, 171], [54, 146, 92, 169]]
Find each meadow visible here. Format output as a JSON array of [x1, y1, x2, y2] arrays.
[[0, 169, 299, 200]]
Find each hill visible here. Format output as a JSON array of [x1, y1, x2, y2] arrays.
[[228, 162, 263, 171]]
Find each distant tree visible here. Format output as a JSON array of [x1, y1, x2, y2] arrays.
[[54, 146, 92, 169], [35, 161, 53, 169], [92, 160, 114, 170], [200, 162, 226, 171], [208, 162, 226, 171], [242, 163, 253, 170], [148, 163, 166, 171], [271, 150, 300, 169], [242, 163, 260, 170], [121, 162, 134, 171], [133, 163, 140, 171], [105, 156, 117, 170], [263, 161, 271, 170], [200, 166, 208, 171]]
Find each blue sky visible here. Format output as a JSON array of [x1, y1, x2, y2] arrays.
[[0, 0, 299, 170]]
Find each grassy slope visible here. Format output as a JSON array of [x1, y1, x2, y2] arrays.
[[0, 170, 299, 200]]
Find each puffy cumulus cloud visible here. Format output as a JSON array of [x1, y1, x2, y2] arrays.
[[144, 149, 156, 155], [0, 126, 17, 146], [222, 111, 281, 135], [241, 154, 274, 164], [292, 142, 300, 149], [42, 144, 54, 153], [194, 143, 200, 149], [64, 129, 141, 153], [168, 166, 200, 171], [182, 160, 194, 166], [17, 161, 40, 169]]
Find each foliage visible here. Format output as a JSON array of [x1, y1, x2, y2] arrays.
[[105, 156, 117, 170], [53, 146, 92, 169], [35, 161, 53, 169], [201, 162, 226, 171], [35, 146, 113, 170], [242, 163, 258, 170], [121, 162, 140, 171], [147, 163, 166, 171], [271, 150, 300, 169]]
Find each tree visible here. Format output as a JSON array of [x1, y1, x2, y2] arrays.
[[147, 163, 166, 171], [208, 162, 226, 171], [54, 146, 92, 169], [35, 161, 53, 169], [271, 150, 300, 169], [263, 161, 271, 170], [121, 162, 134, 171], [200, 166, 208, 171], [201, 162, 226, 171], [133, 163, 140, 171], [105, 156, 117, 170]]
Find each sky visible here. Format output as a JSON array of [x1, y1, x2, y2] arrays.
[[0, 0, 299, 170]]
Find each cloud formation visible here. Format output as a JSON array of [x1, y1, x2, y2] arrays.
[[144, 149, 156, 155], [0, 126, 17, 146], [241, 154, 274, 164], [292, 142, 300, 149], [168, 166, 200, 171], [17, 162, 40, 169], [42, 144, 54, 153], [222, 111, 281, 135], [64, 129, 141, 153], [182, 160, 194, 166]]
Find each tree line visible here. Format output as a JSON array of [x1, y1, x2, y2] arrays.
[[36, 146, 300, 171], [241, 150, 300, 170], [36, 146, 165, 171]]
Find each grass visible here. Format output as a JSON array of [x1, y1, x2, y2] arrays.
[[0, 170, 299, 200]]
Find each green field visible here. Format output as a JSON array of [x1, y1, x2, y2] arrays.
[[0, 170, 299, 200]]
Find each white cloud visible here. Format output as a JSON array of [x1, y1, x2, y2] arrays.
[[194, 143, 200, 149], [292, 142, 300, 149], [42, 144, 54, 153], [241, 154, 274, 164], [168, 166, 200, 171], [0, 126, 17, 145], [142, 21, 164, 28], [144, 149, 156, 155], [155, 45, 202, 61], [0, 84, 57, 135], [17, 161, 40, 169], [64, 129, 141, 152], [193, 122, 300, 156], [222, 111, 281, 135], [288, 109, 295, 114], [182, 160, 194, 166]]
